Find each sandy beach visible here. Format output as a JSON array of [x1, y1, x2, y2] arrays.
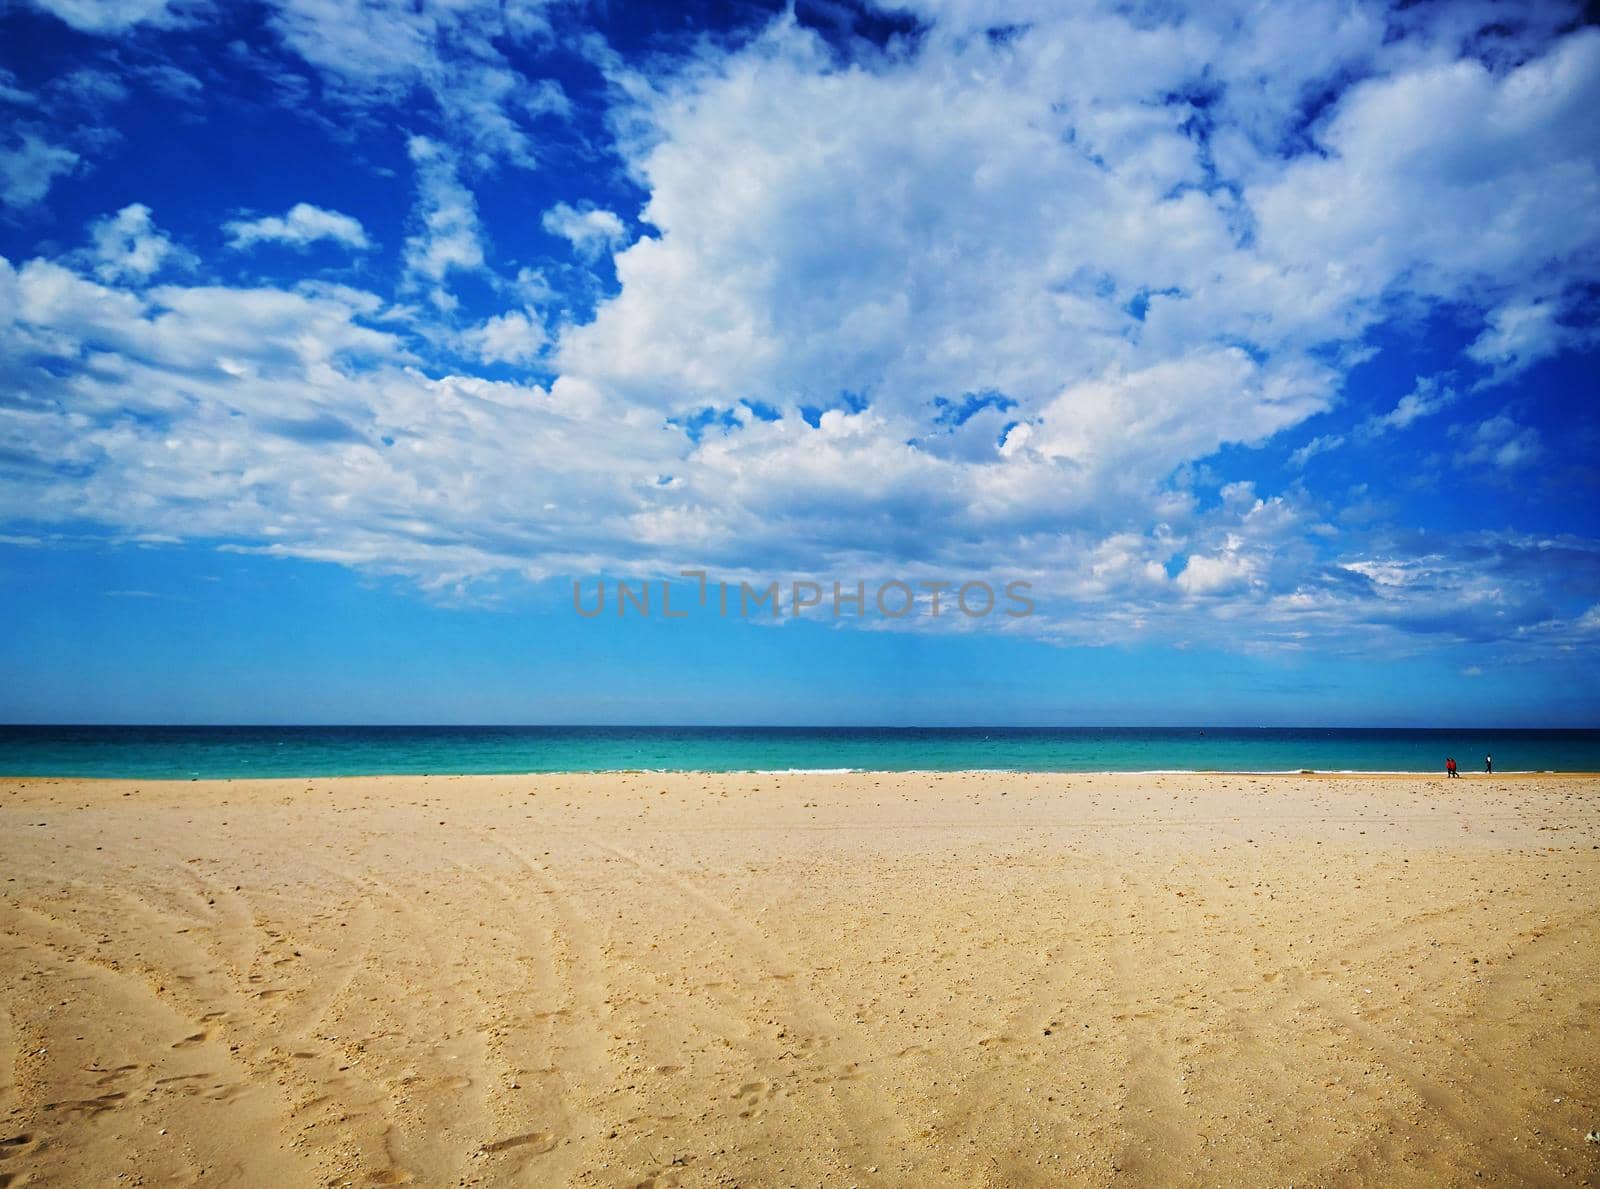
[[1, 770, 1597, 1187]]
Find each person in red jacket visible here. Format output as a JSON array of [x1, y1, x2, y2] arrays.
[[1446, 757, 1458, 778]]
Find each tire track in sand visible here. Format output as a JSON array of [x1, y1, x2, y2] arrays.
[[907, 848, 1106, 1186], [477, 834, 633, 1185], [1175, 845, 1561, 1185], [288, 861, 490, 1186], [441, 853, 615, 1183], [575, 833, 912, 1178], [1095, 860, 1205, 1185]]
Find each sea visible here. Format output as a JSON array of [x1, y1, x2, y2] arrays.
[[0, 725, 1596, 779]]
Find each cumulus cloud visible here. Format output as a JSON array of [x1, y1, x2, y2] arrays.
[[0, 252, 670, 591], [565, 9, 1598, 442], [1176, 537, 1259, 597], [461, 310, 546, 365], [1250, 28, 1600, 320], [226, 202, 371, 251], [541, 203, 627, 259], [88, 204, 194, 282]]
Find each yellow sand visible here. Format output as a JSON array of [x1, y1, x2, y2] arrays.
[[1, 771, 1597, 1186]]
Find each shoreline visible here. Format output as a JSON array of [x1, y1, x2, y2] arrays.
[[5, 766, 1596, 781]]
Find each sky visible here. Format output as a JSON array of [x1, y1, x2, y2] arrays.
[[0, 0, 1597, 726]]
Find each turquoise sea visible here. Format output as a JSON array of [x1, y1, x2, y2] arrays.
[[0, 726, 1596, 779]]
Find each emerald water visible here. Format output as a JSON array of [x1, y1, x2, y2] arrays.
[[0, 726, 1595, 778]]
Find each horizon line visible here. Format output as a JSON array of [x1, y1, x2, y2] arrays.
[[2, 723, 1596, 732]]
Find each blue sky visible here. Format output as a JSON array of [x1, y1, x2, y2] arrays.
[[1, 0, 1597, 725]]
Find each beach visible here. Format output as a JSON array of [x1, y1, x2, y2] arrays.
[[1, 770, 1597, 1187]]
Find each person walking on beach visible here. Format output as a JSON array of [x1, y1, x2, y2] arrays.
[[1446, 757, 1457, 778], [1485, 754, 1493, 774]]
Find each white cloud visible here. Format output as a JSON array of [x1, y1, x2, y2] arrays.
[[0, 1, 1597, 658], [1466, 299, 1596, 385], [88, 203, 193, 282], [1249, 27, 1600, 334], [226, 202, 371, 251], [0, 133, 78, 209], [25, 0, 190, 33], [1290, 434, 1345, 468], [1176, 544, 1258, 597], [1457, 414, 1542, 471], [545, 6, 1595, 624], [1167, 494, 1308, 606], [1316, 535, 1600, 650], [0, 252, 669, 590], [1289, 375, 1458, 466], [266, 0, 563, 167], [0, 69, 33, 108], [0, 246, 1590, 649], [1022, 350, 1329, 504], [461, 310, 546, 364], [541, 203, 627, 259], [402, 137, 486, 309], [564, 10, 1599, 445], [1366, 376, 1457, 434]]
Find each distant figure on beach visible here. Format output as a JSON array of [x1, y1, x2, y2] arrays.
[[1446, 757, 1458, 777], [1485, 755, 1493, 774]]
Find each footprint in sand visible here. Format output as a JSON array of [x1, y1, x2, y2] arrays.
[[44, 1091, 127, 1116], [85, 1064, 141, 1086], [397, 1073, 473, 1093], [734, 1080, 776, 1117], [482, 1131, 558, 1155]]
